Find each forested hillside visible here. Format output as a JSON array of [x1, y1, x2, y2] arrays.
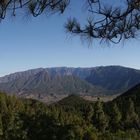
[[0, 85, 140, 140]]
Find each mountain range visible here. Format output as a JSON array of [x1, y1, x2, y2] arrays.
[[0, 66, 140, 100]]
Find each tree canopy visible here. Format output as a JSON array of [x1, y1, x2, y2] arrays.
[[0, 91, 140, 140], [0, 0, 140, 44]]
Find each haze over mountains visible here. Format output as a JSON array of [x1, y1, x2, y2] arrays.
[[0, 66, 140, 100]]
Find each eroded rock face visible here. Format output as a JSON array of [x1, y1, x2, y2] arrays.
[[0, 66, 140, 98]]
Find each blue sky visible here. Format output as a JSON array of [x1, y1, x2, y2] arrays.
[[0, 0, 140, 76]]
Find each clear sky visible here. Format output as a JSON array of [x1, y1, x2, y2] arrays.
[[0, 0, 140, 76]]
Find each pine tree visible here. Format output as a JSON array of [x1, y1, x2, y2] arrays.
[[110, 103, 122, 131], [93, 100, 108, 132], [125, 98, 139, 129], [0, 114, 3, 137]]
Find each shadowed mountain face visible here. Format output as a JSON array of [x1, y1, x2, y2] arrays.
[[86, 66, 140, 92], [105, 83, 140, 119], [114, 83, 140, 107], [0, 66, 140, 97]]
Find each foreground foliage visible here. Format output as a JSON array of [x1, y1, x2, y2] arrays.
[[0, 89, 140, 140], [1, 0, 140, 44]]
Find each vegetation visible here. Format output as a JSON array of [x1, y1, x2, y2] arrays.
[[0, 83, 140, 140], [0, 0, 140, 44]]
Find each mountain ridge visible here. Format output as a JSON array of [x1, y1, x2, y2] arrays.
[[0, 66, 140, 99], [1, 65, 139, 78]]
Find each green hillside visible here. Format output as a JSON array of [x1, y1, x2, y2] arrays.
[[114, 83, 140, 106], [0, 86, 140, 140]]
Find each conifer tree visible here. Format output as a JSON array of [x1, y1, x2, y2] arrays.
[[125, 98, 139, 129], [0, 114, 3, 137], [110, 103, 122, 131], [93, 99, 108, 132], [0, 0, 140, 44]]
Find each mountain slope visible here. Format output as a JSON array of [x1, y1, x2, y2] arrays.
[[0, 66, 140, 97], [113, 83, 140, 107], [0, 70, 103, 97], [86, 66, 140, 93]]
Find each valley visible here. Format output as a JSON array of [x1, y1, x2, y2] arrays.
[[0, 82, 139, 140], [0, 66, 140, 139], [0, 66, 140, 103]]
